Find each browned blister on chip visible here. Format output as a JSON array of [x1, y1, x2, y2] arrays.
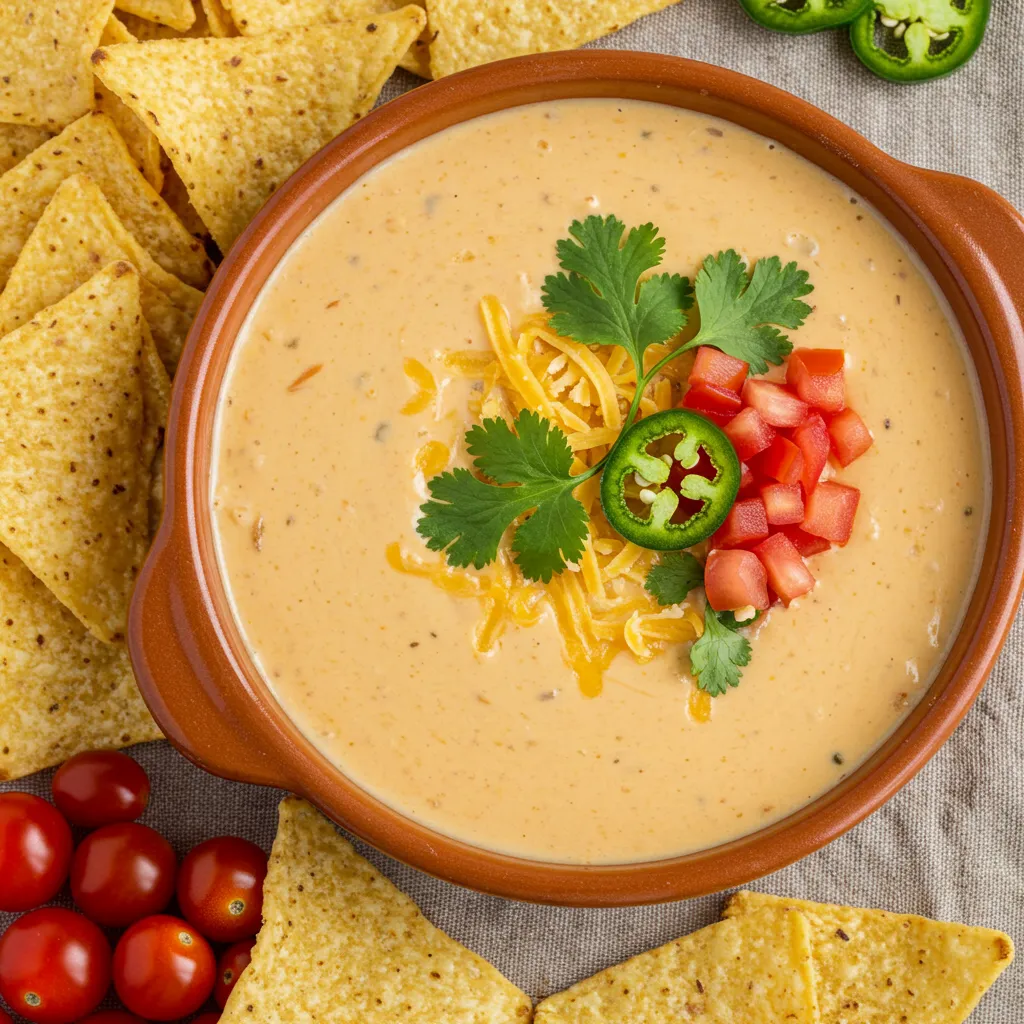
[[220, 796, 533, 1023], [0, 125, 53, 176], [724, 890, 1014, 1024], [0, 544, 162, 781], [0, 0, 114, 129], [91, 7, 427, 251], [0, 112, 212, 290], [426, 0, 679, 78], [534, 907, 819, 1024], [0, 262, 151, 643], [114, 0, 197, 30]]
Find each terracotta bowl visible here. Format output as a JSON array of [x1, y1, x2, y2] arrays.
[[129, 50, 1024, 907]]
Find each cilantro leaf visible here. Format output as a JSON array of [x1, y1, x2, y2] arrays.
[[644, 552, 705, 606], [541, 216, 693, 367], [690, 250, 813, 374], [417, 410, 588, 583], [690, 606, 752, 697]]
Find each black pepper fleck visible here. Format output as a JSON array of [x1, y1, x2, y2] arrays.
[[833, 752, 845, 765]]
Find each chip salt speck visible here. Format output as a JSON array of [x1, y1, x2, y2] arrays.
[[93, 8, 427, 251], [221, 797, 533, 1023], [0, 112, 212, 289]]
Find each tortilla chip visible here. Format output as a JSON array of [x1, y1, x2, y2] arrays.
[[724, 891, 1014, 1024], [201, 0, 238, 35], [96, 16, 165, 191], [0, 262, 151, 643], [0, 174, 202, 374], [534, 908, 818, 1024], [161, 164, 211, 241], [118, 2, 212, 37], [114, 0, 197, 30], [92, 7, 427, 251], [0, 125, 52, 175], [0, 0, 114, 129], [0, 111, 212, 289], [0, 544, 162, 781], [426, 0, 678, 78], [223, 0, 429, 77], [220, 797, 533, 1023]]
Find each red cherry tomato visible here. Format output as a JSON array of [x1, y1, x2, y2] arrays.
[[177, 837, 267, 943], [0, 793, 73, 912], [0, 908, 111, 1024], [51, 752, 150, 828], [214, 938, 255, 1009], [0, 1009, 12, 1024], [113, 915, 215, 1021], [71, 823, 177, 928], [192, 1015, 221, 1024], [77, 1014, 147, 1024]]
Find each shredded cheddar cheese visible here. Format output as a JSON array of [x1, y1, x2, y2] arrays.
[[390, 298, 707, 710]]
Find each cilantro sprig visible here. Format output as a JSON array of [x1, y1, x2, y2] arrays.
[[644, 551, 704, 606]]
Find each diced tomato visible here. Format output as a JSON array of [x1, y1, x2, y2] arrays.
[[724, 407, 776, 462], [712, 498, 769, 549], [802, 481, 860, 545], [786, 348, 845, 413], [704, 549, 770, 612], [741, 379, 809, 429], [751, 436, 805, 486], [738, 463, 756, 497], [778, 526, 831, 557], [791, 413, 830, 495], [688, 347, 749, 393], [681, 382, 743, 425], [760, 483, 804, 526], [753, 533, 816, 606], [828, 408, 873, 466]]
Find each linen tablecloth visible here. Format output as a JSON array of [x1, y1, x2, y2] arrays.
[[3, 1, 1022, 1020]]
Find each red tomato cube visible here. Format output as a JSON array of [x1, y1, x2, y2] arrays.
[[786, 348, 845, 413], [738, 463, 757, 496], [791, 413, 830, 494], [724, 407, 776, 462], [741, 379, 809, 428], [681, 382, 743, 425], [751, 436, 805, 486], [753, 533, 816, 606], [828, 408, 874, 466], [802, 481, 860, 545], [712, 497, 770, 549], [778, 526, 831, 557], [760, 483, 805, 526], [688, 347, 749, 393], [704, 549, 770, 612]]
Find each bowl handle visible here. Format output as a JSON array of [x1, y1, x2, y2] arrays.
[[128, 536, 291, 790]]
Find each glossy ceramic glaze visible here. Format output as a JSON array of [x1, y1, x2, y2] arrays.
[[129, 51, 1024, 906]]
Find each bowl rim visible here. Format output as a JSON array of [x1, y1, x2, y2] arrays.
[[129, 49, 1024, 906]]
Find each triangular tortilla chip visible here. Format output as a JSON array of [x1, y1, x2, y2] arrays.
[[724, 891, 1014, 1024], [114, 0, 197, 30], [222, 0, 430, 77], [220, 797, 533, 1023], [0, 174, 202, 374], [426, 0, 678, 78], [118, 2, 212, 38], [0, 112, 213, 289], [0, 125, 52, 176], [202, 0, 239, 36], [161, 165, 211, 240], [0, 262, 152, 643], [140, 321, 172, 532], [92, 7, 427, 251], [0, 0, 114, 129], [96, 16, 165, 191], [0, 544, 162, 781], [534, 907, 818, 1024]]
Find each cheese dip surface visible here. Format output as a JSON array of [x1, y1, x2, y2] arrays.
[[211, 99, 988, 864]]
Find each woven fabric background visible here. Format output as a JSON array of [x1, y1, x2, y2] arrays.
[[3, 1, 1023, 1020]]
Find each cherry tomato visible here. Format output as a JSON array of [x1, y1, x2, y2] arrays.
[[214, 938, 255, 1009], [71, 823, 177, 928], [0, 909, 111, 1024], [113, 915, 215, 1020], [192, 1015, 221, 1024], [177, 837, 267, 943], [0, 1009, 12, 1024], [0, 793, 73, 912], [76, 1014, 147, 1024], [51, 752, 150, 828]]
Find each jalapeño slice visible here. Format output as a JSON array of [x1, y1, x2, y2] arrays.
[[600, 409, 741, 551], [850, 0, 990, 82], [738, 0, 871, 34]]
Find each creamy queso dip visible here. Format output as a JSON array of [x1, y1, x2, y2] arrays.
[[212, 99, 988, 864]]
